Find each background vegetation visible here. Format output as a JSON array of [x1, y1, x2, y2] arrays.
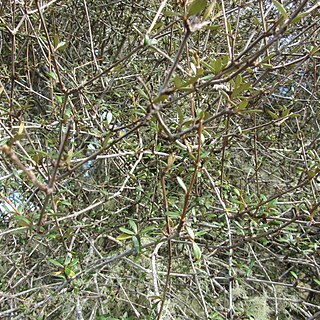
[[0, 0, 319, 319]]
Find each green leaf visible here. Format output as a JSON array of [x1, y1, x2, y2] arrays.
[[144, 35, 158, 46], [192, 242, 201, 260], [235, 74, 242, 87], [203, 0, 216, 21], [163, 10, 179, 17], [132, 235, 142, 253], [119, 227, 135, 235], [186, 226, 195, 240], [116, 233, 133, 241], [237, 99, 249, 111], [212, 58, 222, 74], [48, 71, 57, 81], [267, 110, 279, 119], [231, 82, 251, 99], [153, 94, 168, 104], [167, 153, 176, 169], [53, 34, 59, 48], [128, 220, 138, 234], [174, 76, 183, 89], [69, 258, 79, 267], [272, 0, 288, 18], [177, 107, 184, 123], [177, 176, 188, 193], [48, 258, 64, 268], [56, 41, 67, 51], [64, 267, 75, 278], [15, 215, 32, 227], [188, 0, 207, 17], [291, 12, 308, 24], [140, 225, 155, 234]]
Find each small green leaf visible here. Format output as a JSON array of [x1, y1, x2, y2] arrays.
[[132, 235, 142, 253], [267, 110, 279, 119], [140, 225, 155, 234], [56, 41, 67, 51], [163, 10, 179, 17], [119, 227, 135, 235], [261, 63, 274, 69], [144, 35, 158, 46], [309, 45, 319, 56], [128, 220, 138, 234], [188, 0, 207, 17], [18, 121, 25, 135], [152, 21, 164, 31], [231, 82, 251, 99], [69, 258, 79, 267], [53, 34, 59, 48], [15, 215, 31, 227], [203, 0, 216, 21], [174, 76, 183, 89], [238, 99, 249, 111], [291, 12, 308, 24], [116, 233, 133, 241], [307, 170, 316, 179], [153, 94, 168, 104], [177, 176, 188, 193], [177, 107, 184, 123], [272, 0, 288, 18], [47, 71, 57, 81], [64, 254, 72, 266], [186, 226, 195, 240], [64, 267, 75, 278], [48, 258, 64, 268], [235, 74, 242, 87], [212, 58, 222, 74], [192, 242, 201, 260], [167, 153, 176, 169]]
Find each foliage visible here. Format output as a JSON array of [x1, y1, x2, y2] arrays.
[[0, 0, 319, 319]]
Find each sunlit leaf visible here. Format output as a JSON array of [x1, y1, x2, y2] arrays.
[[116, 233, 133, 241], [192, 241, 201, 260], [18, 122, 25, 135], [56, 41, 67, 51], [48, 258, 64, 268], [128, 220, 138, 234], [177, 176, 188, 193], [186, 225, 195, 240], [64, 267, 75, 278], [167, 153, 176, 169], [48, 71, 57, 81], [119, 227, 135, 235]]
